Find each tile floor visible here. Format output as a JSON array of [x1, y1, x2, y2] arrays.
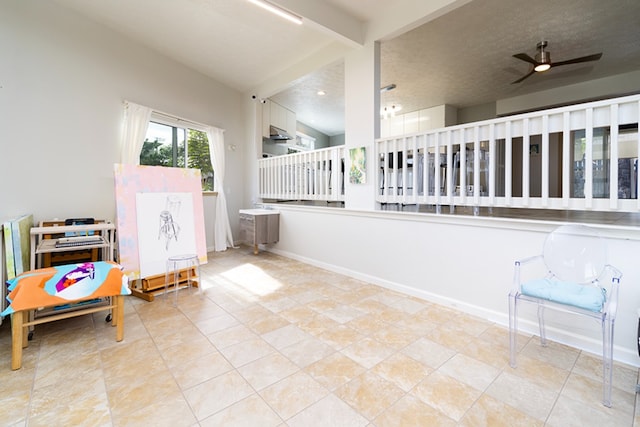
[[1, 247, 639, 426]]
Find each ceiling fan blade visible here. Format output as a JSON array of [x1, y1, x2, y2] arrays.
[[513, 53, 538, 65], [511, 69, 535, 84], [553, 52, 603, 67]]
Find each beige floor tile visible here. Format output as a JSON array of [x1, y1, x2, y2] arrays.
[[106, 368, 182, 418], [113, 395, 197, 427], [425, 323, 476, 352], [370, 323, 419, 349], [373, 394, 457, 427], [401, 337, 456, 369], [278, 305, 318, 323], [200, 394, 282, 427], [459, 394, 543, 427], [261, 323, 312, 350], [371, 352, 433, 392], [460, 338, 511, 369], [158, 333, 218, 369], [485, 370, 558, 421], [34, 349, 102, 390], [192, 312, 240, 336], [388, 296, 428, 314], [445, 312, 493, 337], [279, 337, 335, 368], [305, 351, 367, 390], [245, 313, 290, 335], [171, 351, 234, 390], [219, 337, 276, 368], [2, 249, 638, 427], [561, 372, 635, 417], [547, 394, 633, 427], [183, 370, 254, 421], [287, 393, 369, 427], [317, 324, 364, 350], [206, 323, 257, 349], [297, 313, 341, 337], [305, 297, 340, 313], [334, 371, 405, 421], [437, 353, 501, 391], [259, 371, 329, 420], [508, 353, 570, 391], [520, 336, 580, 370], [411, 371, 482, 422], [340, 337, 395, 369], [238, 352, 299, 390], [323, 304, 366, 324], [29, 371, 111, 427]]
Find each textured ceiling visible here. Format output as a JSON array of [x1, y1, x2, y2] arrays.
[[265, 0, 640, 135], [51, 0, 640, 137]]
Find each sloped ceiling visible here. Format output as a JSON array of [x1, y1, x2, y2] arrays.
[[51, 0, 640, 136]]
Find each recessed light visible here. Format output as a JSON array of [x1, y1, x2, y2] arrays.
[[317, 90, 326, 96]]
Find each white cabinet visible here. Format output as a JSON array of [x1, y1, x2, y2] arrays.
[[262, 99, 296, 138]]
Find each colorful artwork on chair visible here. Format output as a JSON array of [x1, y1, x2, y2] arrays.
[[349, 147, 367, 184], [113, 164, 207, 279]]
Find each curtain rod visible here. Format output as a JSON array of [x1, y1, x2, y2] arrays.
[[124, 100, 224, 132]]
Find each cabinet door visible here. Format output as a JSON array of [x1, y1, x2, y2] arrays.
[[262, 99, 271, 138], [286, 108, 296, 138]]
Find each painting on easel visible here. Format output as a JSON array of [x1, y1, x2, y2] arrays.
[[113, 164, 207, 280]]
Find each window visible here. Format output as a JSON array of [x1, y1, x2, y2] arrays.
[[140, 120, 214, 191]]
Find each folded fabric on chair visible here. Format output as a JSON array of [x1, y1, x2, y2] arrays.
[[521, 278, 606, 312], [1, 261, 130, 316]]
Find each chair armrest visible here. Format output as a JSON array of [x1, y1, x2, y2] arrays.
[[603, 264, 622, 319], [512, 254, 543, 294]]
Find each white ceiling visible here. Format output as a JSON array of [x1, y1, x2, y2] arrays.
[[52, 0, 640, 136]]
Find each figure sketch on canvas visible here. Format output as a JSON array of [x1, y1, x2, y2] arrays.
[[158, 195, 182, 250]]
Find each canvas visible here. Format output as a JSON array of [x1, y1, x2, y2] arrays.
[[113, 164, 207, 279]]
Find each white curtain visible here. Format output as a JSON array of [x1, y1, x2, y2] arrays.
[[206, 126, 235, 251], [120, 101, 152, 164]]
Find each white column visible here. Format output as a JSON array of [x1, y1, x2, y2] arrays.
[[344, 41, 380, 210]]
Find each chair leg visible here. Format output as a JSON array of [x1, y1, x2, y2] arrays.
[[537, 303, 547, 346], [509, 293, 518, 368], [602, 314, 614, 407]]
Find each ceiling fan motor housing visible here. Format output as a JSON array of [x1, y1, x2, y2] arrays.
[[535, 41, 550, 64]]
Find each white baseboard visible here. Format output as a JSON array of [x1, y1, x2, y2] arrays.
[[269, 247, 639, 367]]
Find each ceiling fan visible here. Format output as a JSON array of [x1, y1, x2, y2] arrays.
[[511, 41, 603, 84]]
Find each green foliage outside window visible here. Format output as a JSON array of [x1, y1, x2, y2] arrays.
[[140, 125, 214, 191]]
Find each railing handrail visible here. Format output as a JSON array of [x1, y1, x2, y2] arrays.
[[375, 93, 640, 212]]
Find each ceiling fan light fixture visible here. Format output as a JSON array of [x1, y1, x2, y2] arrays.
[[534, 45, 551, 72], [534, 63, 551, 72]]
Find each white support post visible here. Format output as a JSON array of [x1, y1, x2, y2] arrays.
[[609, 104, 619, 210], [541, 115, 549, 206], [585, 108, 594, 209], [522, 118, 530, 204], [506, 121, 512, 205], [562, 112, 570, 207]]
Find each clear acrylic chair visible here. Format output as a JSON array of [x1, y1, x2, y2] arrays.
[[508, 224, 622, 407], [165, 254, 201, 306]]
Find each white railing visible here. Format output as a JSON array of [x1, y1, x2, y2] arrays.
[[376, 94, 640, 212], [258, 146, 346, 202]]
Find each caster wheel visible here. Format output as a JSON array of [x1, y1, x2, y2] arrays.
[[105, 314, 112, 322], [28, 331, 34, 341]]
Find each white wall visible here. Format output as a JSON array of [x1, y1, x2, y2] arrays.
[[268, 205, 640, 366], [0, 1, 246, 249]]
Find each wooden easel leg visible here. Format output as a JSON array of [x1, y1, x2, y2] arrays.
[[11, 311, 24, 370], [115, 295, 124, 342]]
